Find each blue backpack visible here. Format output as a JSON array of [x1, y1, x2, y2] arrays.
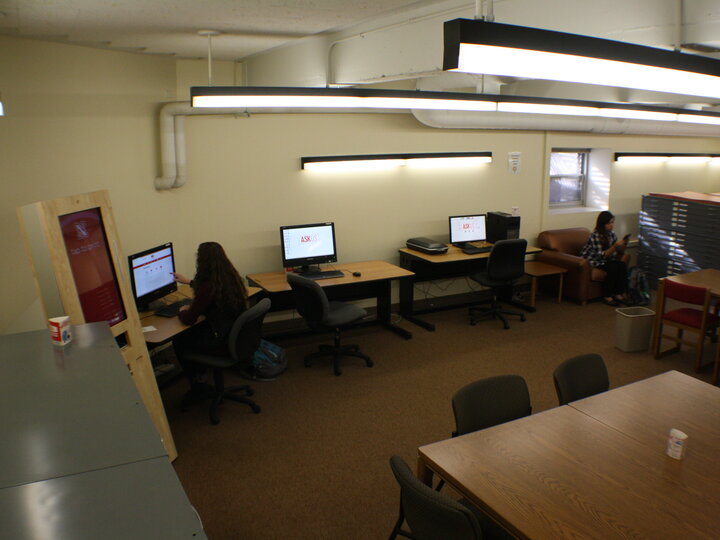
[[627, 267, 650, 306], [248, 339, 287, 380]]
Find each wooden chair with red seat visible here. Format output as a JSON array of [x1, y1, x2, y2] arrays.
[[651, 278, 719, 371]]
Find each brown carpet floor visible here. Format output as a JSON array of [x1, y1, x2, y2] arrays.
[[162, 294, 716, 539]]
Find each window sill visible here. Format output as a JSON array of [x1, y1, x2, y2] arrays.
[[548, 206, 605, 215]]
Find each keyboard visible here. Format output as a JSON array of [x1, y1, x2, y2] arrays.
[[154, 298, 192, 317], [462, 245, 492, 255], [300, 270, 344, 280]]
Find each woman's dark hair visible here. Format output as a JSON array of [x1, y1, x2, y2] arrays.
[[192, 242, 248, 309], [594, 211, 615, 249]]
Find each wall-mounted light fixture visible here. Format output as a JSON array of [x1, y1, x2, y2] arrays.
[[0, 93, 4, 116], [443, 19, 720, 100], [301, 152, 492, 172], [191, 86, 720, 126], [614, 152, 720, 164]]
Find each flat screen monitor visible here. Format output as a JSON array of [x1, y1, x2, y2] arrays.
[[59, 208, 127, 326], [280, 222, 337, 270], [449, 214, 487, 247], [128, 242, 177, 311]]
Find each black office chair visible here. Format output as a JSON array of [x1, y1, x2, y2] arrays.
[[553, 353, 609, 406], [180, 298, 271, 425], [286, 273, 372, 376], [469, 238, 528, 329], [389, 455, 511, 540], [452, 374, 532, 437], [429, 374, 532, 493]]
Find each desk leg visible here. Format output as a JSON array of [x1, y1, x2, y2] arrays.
[[398, 259, 436, 332], [378, 280, 412, 340], [529, 276, 538, 309], [557, 273, 564, 304]]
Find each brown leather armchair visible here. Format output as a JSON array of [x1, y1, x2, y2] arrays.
[[535, 227, 631, 305]]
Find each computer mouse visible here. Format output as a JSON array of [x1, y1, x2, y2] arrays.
[[352, 271, 362, 277]]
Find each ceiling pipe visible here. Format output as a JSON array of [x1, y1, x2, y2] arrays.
[[412, 74, 720, 135], [156, 102, 252, 190]]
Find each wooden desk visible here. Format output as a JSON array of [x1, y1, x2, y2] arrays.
[[247, 260, 413, 340], [139, 284, 261, 345], [656, 269, 720, 383], [418, 371, 720, 540], [398, 243, 542, 330]]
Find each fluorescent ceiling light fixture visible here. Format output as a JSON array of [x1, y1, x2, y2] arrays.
[[677, 114, 720, 125], [192, 87, 496, 112], [190, 87, 720, 126], [444, 19, 720, 100], [301, 152, 492, 172], [614, 152, 720, 163]]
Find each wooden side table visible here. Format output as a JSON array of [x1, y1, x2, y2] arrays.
[[524, 261, 568, 308]]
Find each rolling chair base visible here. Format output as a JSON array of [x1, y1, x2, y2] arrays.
[[469, 300, 526, 330], [304, 344, 373, 376], [181, 384, 261, 425]]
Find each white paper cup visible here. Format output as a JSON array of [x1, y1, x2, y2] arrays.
[[666, 428, 687, 459], [48, 316, 72, 346]]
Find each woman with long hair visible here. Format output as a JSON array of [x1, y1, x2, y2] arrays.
[[172, 242, 249, 390], [580, 211, 629, 306]]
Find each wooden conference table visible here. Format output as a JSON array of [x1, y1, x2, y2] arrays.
[[248, 260, 414, 339], [398, 242, 542, 331], [418, 371, 720, 540]]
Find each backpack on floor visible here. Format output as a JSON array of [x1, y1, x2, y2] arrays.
[[247, 339, 287, 380], [626, 267, 650, 306]]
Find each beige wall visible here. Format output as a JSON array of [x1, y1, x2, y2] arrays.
[[3, 34, 720, 334]]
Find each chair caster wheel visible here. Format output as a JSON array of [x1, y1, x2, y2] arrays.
[[366, 359, 374, 368], [521, 315, 526, 322], [251, 404, 261, 414]]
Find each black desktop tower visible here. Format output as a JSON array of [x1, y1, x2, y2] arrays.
[[487, 211, 521, 243]]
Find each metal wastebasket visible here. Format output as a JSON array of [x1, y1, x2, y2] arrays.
[[615, 306, 655, 352]]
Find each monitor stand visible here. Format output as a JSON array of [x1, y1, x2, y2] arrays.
[[138, 298, 166, 313], [295, 265, 320, 276]]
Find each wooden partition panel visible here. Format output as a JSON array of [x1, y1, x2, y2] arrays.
[[18, 190, 177, 460]]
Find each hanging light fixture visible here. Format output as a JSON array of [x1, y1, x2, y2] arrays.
[[443, 18, 720, 99], [190, 86, 720, 125]]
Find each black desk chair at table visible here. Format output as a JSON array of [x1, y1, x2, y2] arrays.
[[287, 272, 372, 376], [430, 374, 533, 493], [469, 238, 528, 329], [389, 455, 512, 540], [553, 353, 609, 406], [181, 298, 271, 425]]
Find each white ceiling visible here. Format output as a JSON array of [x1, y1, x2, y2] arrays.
[[0, 0, 444, 60]]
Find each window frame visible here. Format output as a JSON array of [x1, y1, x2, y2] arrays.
[[549, 148, 590, 208]]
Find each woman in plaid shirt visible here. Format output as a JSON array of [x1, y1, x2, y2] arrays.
[[581, 211, 629, 306]]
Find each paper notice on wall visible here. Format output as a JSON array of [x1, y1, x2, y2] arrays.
[[508, 152, 521, 174]]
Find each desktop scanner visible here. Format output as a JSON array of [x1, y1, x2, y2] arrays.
[[406, 237, 448, 255]]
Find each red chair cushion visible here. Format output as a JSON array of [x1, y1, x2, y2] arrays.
[[663, 308, 719, 329]]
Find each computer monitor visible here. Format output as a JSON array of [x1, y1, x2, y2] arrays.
[[449, 214, 487, 247], [128, 242, 177, 311], [280, 222, 337, 271]]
